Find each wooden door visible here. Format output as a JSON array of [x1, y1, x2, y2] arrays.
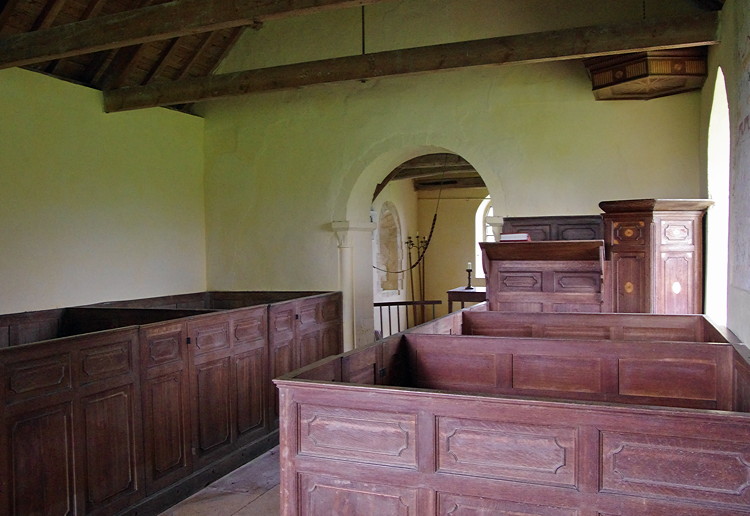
[[230, 306, 269, 446], [187, 313, 234, 468], [140, 321, 192, 494], [268, 301, 298, 423]]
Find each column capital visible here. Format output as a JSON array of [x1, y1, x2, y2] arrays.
[[331, 220, 376, 247]]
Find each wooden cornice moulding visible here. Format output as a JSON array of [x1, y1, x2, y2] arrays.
[[599, 198, 714, 213], [103, 12, 719, 112]]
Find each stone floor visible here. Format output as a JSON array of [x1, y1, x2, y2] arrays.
[[158, 446, 280, 516]]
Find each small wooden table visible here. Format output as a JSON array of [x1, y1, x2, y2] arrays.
[[447, 287, 486, 312]]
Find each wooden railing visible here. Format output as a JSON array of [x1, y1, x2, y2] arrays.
[[374, 300, 442, 338]]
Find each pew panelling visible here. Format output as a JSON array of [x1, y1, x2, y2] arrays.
[[276, 313, 750, 516], [0, 290, 342, 516]]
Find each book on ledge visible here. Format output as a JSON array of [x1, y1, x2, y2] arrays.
[[499, 232, 531, 241]]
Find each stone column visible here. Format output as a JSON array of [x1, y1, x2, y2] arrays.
[[332, 220, 376, 351]]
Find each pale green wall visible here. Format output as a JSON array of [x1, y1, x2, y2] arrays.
[[199, 1, 706, 345], [0, 68, 207, 314]]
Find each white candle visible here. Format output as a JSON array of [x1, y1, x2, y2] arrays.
[[467, 262, 472, 270]]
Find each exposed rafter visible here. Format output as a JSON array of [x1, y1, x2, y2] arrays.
[[103, 12, 720, 112], [0, 0, 393, 69]]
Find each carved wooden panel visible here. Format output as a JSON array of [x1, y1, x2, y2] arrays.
[[233, 314, 265, 344], [558, 223, 600, 241], [659, 251, 695, 314], [142, 323, 185, 370], [80, 340, 131, 384], [139, 322, 191, 494], [7, 404, 74, 516], [618, 358, 716, 401], [235, 349, 265, 438], [514, 355, 603, 393], [610, 252, 647, 313], [299, 404, 417, 468], [611, 219, 647, 246], [503, 215, 602, 241], [5, 353, 72, 404], [299, 474, 418, 516], [498, 272, 542, 292], [660, 218, 694, 246], [188, 314, 234, 467], [193, 357, 232, 459], [143, 371, 190, 491], [231, 307, 268, 443], [601, 431, 750, 508], [437, 417, 577, 487], [553, 272, 601, 293], [191, 320, 230, 356], [438, 492, 578, 516], [80, 385, 140, 511]]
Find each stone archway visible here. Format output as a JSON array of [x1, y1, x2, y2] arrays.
[[332, 143, 506, 350]]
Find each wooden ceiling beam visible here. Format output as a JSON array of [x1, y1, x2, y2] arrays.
[[0, 0, 393, 69], [103, 12, 720, 112]]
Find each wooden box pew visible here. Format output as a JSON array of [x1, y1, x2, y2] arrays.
[[276, 320, 750, 516], [0, 290, 342, 516], [460, 310, 734, 343]]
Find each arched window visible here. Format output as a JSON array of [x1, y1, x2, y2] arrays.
[[474, 196, 494, 279], [705, 68, 730, 325]]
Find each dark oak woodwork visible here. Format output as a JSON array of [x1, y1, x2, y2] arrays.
[[1, 328, 144, 516], [480, 240, 609, 313], [0, 290, 342, 516], [0, 0, 393, 69], [276, 311, 749, 516], [502, 214, 603, 241], [103, 13, 719, 111], [268, 293, 343, 423], [601, 198, 712, 314]]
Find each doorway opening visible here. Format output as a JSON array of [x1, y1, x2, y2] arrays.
[[371, 153, 487, 336]]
